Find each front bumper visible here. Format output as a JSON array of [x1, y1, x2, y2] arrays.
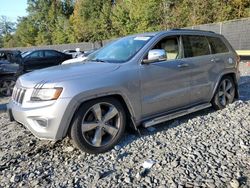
[[7, 98, 71, 141]]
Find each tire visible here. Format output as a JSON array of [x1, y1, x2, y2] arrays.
[[0, 76, 16, 97], [211, 76, 235, 110], [70, 97, 126, 154]]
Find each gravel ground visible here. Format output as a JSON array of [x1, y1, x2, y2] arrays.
[[0, 63, 250, 187]]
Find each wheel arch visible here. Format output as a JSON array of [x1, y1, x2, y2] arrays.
[[57, 93, 136, 140], [211, 72, 239, 100]]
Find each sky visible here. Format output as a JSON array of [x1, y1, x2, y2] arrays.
[[0, 0, 28, 22]]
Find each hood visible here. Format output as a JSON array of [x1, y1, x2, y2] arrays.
[[19, 61, 120, 88]]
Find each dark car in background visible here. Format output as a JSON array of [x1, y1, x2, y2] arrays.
[[0, 49, 72, 96], [0, 50, 22, 96], [20, 49, 72, 72]]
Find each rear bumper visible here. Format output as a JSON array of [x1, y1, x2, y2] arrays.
[[7, 98, 71, 141]]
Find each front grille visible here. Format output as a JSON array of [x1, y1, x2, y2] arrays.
[[12, 87, 26, 104]]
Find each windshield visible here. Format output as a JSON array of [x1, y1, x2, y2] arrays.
[[87, 36, 152, 63]]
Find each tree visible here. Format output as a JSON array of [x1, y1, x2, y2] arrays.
[[23, 0, 74, 45], [0, 16, 16, 47], [1, 0, 250, 47], [112, 0, 165, 35], [70, 0, 114, 45], [0, 16, 15, 36], [14, 17, 38, 46]]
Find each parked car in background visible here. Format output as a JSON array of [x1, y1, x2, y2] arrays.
[[62, 54, 88, 65], [63, 49, 77, 54], [63, 49, 77, 58], [8, 29, 239, 154], [0, 49, 72, 96], [62, 49, 97, 65], [63, 48, 85, 58], [0, 50, 22, 96], [20, 49, 72, 72]]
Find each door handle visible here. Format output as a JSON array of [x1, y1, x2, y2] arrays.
[[177, 63, 189, 68]]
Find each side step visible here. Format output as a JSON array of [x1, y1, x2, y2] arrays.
[[143, 103, 211, 128]]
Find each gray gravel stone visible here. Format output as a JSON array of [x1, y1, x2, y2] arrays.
[[114, 145, 121, 151], [230, 179, 240, 188], [0, 63, 249, 187], [10, 174, 21, 183], [124, 177, 131, 183]]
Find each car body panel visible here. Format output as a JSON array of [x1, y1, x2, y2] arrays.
[[139, 59, 192, 118]]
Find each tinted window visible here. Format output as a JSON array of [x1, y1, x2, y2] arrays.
[[183, 36, 210, 58], [45, 50, 61, 57], [207, 37, 229, 54], [152, 36, 180, 60], [28, 51, 44, 58]]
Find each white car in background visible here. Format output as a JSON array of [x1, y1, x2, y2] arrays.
[[62, 49, 97, 65], [62, 54, 88, 64]]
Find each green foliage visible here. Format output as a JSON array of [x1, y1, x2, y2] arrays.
[[70, 0, 113, 43], [0, 16, 16, 47], [14, 17, 38, 46], [1, 0, 250, 47]]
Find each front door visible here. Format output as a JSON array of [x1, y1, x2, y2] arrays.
[[140, 36, 192, 118]]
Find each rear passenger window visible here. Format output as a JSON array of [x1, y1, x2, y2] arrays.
[[45, 50, 61, 57], [29, 51, 44, 58], [182, 36, 210, 58], [207, 37, 229, 54]]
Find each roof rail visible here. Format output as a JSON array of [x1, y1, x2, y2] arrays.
[[170, 28, 215, 33]]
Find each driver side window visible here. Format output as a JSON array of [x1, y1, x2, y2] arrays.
[[152, 36, 180, 60]]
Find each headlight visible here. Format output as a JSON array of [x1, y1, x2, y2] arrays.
[[31, 88, 63, 101]]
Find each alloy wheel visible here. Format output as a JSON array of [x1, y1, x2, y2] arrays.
[[81, 102, 121, 147], [0, 80, 15, 96], [218, 79, 234, 106]]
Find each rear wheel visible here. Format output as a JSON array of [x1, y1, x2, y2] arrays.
[[70, 98, 126, 154], [0, 76, 16, 97], [211, 76, 235, 110]]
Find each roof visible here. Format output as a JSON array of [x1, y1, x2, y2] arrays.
[[170, 28, 215, 33], [130, 28, 218, 38]]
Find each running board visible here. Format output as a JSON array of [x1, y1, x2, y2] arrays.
[[143, 103, 211, 128]]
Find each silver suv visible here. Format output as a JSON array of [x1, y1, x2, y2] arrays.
[[8, 29, 240, 153]]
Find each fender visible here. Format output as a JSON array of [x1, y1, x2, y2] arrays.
[[55, 91, 137, 140]]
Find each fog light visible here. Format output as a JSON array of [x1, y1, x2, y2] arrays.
[[35, 119, 48, 128]]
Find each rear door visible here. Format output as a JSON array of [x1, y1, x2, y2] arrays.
[[140, 35, 192, 118], [43, 50, 63, 67], [180, 35, 224, 104]]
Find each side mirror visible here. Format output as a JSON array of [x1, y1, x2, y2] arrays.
[[142, 49, 167, 64]]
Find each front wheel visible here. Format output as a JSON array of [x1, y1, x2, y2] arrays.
[[211, 76, 235, 110], [70, 98, 126, 154]]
